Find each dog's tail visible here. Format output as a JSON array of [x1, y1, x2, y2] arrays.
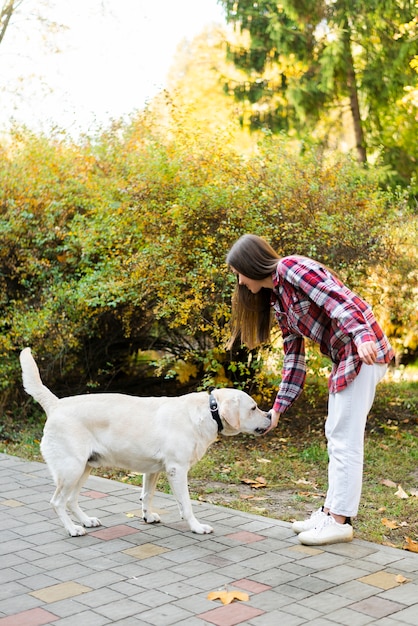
[[20, 348, 58, 413]]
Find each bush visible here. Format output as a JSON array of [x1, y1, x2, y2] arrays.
[[0, 110, 415, 420]]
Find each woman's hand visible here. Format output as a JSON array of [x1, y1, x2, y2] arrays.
[[265, 409, 281, 433], [358, 340, 378, 365]]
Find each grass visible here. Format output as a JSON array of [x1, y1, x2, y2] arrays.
[[1, 371, 417, 550]]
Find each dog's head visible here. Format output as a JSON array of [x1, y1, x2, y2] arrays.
[[212, 388, 271, 436]]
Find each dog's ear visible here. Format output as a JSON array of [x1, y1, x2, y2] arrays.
[[219, 396, 240, 430]]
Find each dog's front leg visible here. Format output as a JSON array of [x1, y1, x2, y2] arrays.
[[167, 465, 213, 534], [141, 472, 161, 524]]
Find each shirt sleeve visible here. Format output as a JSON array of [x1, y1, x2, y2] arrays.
[[283, 260, 377, 348], [273, 331, 306, 414]]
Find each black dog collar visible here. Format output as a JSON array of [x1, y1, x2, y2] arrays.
[[209, 388, 223, 432]]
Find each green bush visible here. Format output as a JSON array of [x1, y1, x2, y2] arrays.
[[0, 110, 415, 420]]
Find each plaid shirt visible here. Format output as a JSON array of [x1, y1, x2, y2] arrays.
[[271, 256, 394, 414]]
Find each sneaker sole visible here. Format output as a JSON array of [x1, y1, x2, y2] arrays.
[[298, 531, 353, 546]]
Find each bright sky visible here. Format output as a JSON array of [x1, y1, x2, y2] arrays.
[[1, 0, 226, 136]]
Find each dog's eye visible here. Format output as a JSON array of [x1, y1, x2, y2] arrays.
[[251, 405, 257, 411]]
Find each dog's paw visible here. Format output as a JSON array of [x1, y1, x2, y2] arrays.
[[69, 525, 87, 537], [143, 512, 161, 524], [84, 517, 101, 528], [191, 522, 214, 534]]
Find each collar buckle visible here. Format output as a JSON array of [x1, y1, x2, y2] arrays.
[[209, 388, 223, 432]]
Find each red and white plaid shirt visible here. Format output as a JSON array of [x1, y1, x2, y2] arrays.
[[271, 256, 394, 414]]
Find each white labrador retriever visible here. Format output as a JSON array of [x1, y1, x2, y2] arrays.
[[20, 348, 271, 537]]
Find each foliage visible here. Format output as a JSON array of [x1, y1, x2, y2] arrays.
[[219, 0, 418, 192], [0, 109, 416, 419]]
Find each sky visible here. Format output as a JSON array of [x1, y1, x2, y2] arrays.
[[0, 0, 226, 136]]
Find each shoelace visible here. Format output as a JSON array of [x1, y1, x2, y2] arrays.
[[310, 507, 325, 521], [311, 513, 336, 533]]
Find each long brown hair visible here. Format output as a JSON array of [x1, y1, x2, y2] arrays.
[[226, 234, 279, 350]]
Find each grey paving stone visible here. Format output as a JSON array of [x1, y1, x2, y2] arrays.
[[94, 598, 149, 621], [1, 453, 417, 626], [249, 609, 305, 625], [287, 574, 336, 594], [129, 588, 178, 609], [50, 610, 111, 625], [331, 579, 380, 601], [136, 603, 194, 625], [378, 582, 418, 605], [389, 603, 418, 624], [325, 606, 378, 625]]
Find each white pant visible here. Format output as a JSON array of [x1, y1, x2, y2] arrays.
[[324, 363, 388, 518]]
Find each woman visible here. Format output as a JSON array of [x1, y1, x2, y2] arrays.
[[226, 234, 394, 546]]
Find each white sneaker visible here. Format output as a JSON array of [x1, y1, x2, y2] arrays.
[[292, 507, 327, 534], [298, 514, 353, 546]]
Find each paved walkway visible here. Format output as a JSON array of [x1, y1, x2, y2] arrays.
[[0, 453, 417, 626]]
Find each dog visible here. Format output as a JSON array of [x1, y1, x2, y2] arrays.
[[20, 348, 271, 536]]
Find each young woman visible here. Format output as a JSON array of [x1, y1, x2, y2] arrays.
[[226, 234, 394, 546]]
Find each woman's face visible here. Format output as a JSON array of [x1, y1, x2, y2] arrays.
[[230, 267, 265, 294]]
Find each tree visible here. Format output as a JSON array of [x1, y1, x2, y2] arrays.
[[219, 0, 418, 187], [0, 0, 16, 46]]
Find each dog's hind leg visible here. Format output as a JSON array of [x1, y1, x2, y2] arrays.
[[166, 465, 213, 534], [141, 472, 161, 524], [50, 479, 87, 537], [67, 466, 102, 530], [49, 463, 100, 536]]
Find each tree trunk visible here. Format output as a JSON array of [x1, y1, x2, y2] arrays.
[[342, 21, 367, 163], [0, 1, 15, 47]]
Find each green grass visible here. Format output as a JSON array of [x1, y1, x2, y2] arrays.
[[1, 375, 417, 550]]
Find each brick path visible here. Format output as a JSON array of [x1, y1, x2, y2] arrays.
[[1, 453, 417, 625]]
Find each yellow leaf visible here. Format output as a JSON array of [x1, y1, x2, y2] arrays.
[[395, 574, 410, 584], [207, 590, 249, 605], [403, 537, 418, 553], [395, 485, 409, 499], [382, 518, 398, 530]]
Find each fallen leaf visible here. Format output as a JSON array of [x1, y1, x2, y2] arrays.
[[395, 574, 410, 584], [240, 494, 255, 500], [207, 589, 249, 605], [382, 518, 398, 530], [256, 458, 272, 464], [297, 491, 326, 498], [380, 479, 397, 488], [241, 477, 267, 488], [403, 537, 418, 553], [395, 485, 409, 499], [410, 488, 418, 497], [126, 513, 135, 518], [378, 507, 387, 513]]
